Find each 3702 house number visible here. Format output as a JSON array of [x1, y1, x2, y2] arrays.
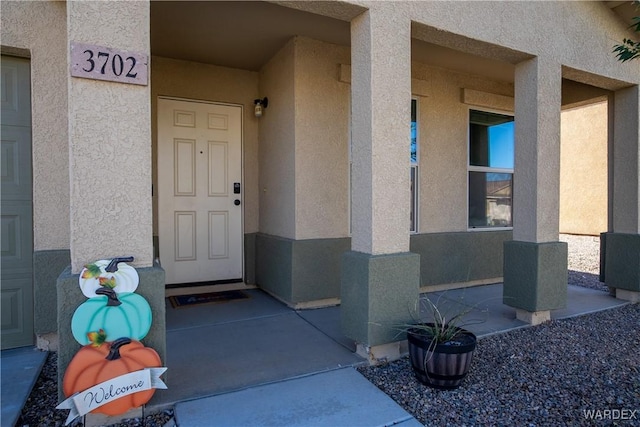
[[82, 50, 137, 77], [71, 42, 148, 86]]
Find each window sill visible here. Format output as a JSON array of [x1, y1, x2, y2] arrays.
[[467, 227, 513, 232]]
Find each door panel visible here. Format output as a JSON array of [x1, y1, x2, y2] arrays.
[[175, 211, 196, 261], [174, 139, 196, 196], [208, 142, 227, 196], [208, 211, 228, 259], [1, 55, 34, 349], [158, 98, 243, 284]]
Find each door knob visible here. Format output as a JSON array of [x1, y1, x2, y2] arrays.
[[234, 199, 241, 206]]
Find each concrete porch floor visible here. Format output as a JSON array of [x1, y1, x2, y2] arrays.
[[425, 283, 628, 338], [150, 289, 364, 408], [147, 284, 627, 409]]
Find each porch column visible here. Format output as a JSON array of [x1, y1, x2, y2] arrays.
[[503, 57, 567, 325], [57, 1, 166, 400], [341, 6, 420, 363], [605, 85, 640, 302]]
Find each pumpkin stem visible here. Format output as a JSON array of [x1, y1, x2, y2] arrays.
[[87, 329, 107, 347], [95, 287, 122, 307], [106, 337, 132, 361], [105, 256, 135, 273]]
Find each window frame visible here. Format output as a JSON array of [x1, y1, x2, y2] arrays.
[[348, 97, 352, 236], [410, 97, 419, 234], [467, 106, 514, 232]]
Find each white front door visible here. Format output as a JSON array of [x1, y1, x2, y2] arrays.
[[158, 98, 243, 285]]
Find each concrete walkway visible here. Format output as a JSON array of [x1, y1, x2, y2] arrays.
[[0, 346, 47, 427], [174, 368, 423, 427], [428, 282, 628, 338]]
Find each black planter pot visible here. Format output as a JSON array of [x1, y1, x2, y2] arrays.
[[407, 324, 477, 390]]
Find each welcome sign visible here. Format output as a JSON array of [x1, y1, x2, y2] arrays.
[[59, 258, 166, 422], [57, 367, 167, 425]]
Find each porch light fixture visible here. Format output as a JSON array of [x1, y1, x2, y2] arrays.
[[254, 97, 268, 117]]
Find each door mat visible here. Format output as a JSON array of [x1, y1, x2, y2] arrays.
[[168, 290, 249, 308]]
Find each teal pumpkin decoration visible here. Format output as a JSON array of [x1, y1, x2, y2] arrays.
[[71, 288, 152, 345]]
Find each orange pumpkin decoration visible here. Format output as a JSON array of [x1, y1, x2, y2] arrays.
[[63, 336, 162, 415]]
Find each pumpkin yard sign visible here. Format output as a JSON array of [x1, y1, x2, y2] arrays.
[[57, 257, 167, 425]]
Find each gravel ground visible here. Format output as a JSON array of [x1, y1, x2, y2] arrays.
[[358, 234, 640, 426], [19, 234, 634, 426], [560, 234, 609, 293], [358, 303, 640, 426]]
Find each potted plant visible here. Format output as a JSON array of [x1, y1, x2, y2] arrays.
[[401, 295, 479, 390]]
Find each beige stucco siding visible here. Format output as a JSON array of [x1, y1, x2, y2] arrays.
[[150, 56, 260, 235], [3, 0, 636, 251], [414, 67, 468, 233], [286, 37, 517, 238], [405, 1, 639, 87], [560, 101, 608, 235], [279, 0, 638, 245], [294, 37, 351, 239], [150, 27, 617, 250], [289, 38, 516, 237], [258, 39, 297, 239], [1, 1, 69, 251]]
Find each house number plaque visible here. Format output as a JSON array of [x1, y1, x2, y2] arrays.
[[71, 42, 148, 86]]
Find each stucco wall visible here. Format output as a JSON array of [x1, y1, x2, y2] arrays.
[[1, 1, 70, 251], [288, 37, 516, 238], [276, 0, 638, 250], [150, 57, 260, 235], [560, 101, 608, 235], [259, 39, 296, 239], [288, 36, 515, 237], [290, 37, 613, 238], [294, 37, 351, 239]]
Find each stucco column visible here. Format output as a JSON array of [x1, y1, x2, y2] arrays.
[[503, 57, 567, 324], [604, 85, 640, 302], [341, 6, 420, 363], [59, 1, 166, 402], [67, 1, 153, 272], [349, 10, 410, 256]]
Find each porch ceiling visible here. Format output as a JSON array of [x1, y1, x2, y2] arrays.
[[150, 0, 515, 82], [606, 1, 638, 26], [151, 1, 635, 85], [150, 1, 350, 71]]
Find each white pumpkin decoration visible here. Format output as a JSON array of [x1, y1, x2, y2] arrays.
[[79, 257, 139, 298]]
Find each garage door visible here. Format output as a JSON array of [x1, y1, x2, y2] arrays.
[[1, 55, 34, 349]]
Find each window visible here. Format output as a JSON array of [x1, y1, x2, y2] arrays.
[[468, 109, 514, 229], [410, 99, 418, 233]]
